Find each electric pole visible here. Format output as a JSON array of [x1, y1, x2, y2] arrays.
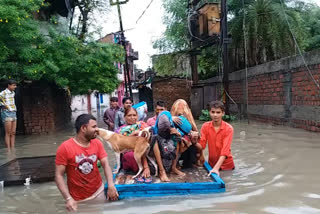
[[221, 0, 230, 114], [110, 0, 133, 98], [189, 0, 200, 85]]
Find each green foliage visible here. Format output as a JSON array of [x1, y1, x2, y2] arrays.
[[155, 0, 320, 77], [153, 52, 191, 77], [303, 6, 320, 51], [199, 109, 211, 121], [198, 46, 220, 79], [0, 0, 124, 94], [153, 54, 180, 77], [153, 0, 221, 79], [153, 0, 189, 52], [199, 109, 237, 122], [229, 0, 320, 69]]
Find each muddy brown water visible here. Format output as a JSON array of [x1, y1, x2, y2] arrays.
[[0, 108, 320, 214]]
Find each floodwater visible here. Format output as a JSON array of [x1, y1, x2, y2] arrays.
[[0, 107, 320, 214]]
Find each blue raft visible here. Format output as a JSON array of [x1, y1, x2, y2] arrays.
[[104, 162, 225, 199]]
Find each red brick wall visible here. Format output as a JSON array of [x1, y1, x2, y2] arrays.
[[247, 72, 285, 105], [229, 81, 243, 103], [21, 83, 71, 134], [152, 77, 192, 110], [245, 65, 320, 132], [291, 65, 320, 106]]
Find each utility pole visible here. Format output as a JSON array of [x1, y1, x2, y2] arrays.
[[221, 0, 230, 114], [189, 0, 200, 85], [110, 0, 133, 98]]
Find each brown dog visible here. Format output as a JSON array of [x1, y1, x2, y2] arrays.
[[98, 128, 157, 179]]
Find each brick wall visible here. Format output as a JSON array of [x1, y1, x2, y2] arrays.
[[229, 81, 243, 103], [242, 51, 319, 132], [193, 49, 320, 132], [21, 83, 71, 134], [152, 77, 192, 110]]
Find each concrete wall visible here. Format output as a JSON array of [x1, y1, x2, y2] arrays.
[[192, 49, 320, 132]]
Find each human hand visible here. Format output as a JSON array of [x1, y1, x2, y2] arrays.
[[208, 168, 220, 177], [143, 167, 150, 178], [190, 131, 199, 144], [170, 128, 181, 136], [66, 198, 77, 211], [107, 185, 119, 201], [109, 123, 114, 130], [172, 116, 182, 125]]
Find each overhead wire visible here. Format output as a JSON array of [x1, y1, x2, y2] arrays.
[[279, 0, 320, 90], [135, 0, 154, 24], [187, 9, 205, 42], [242, 0, 249, 123]]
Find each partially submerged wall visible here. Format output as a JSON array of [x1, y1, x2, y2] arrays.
[[192, 49, 320, 132]]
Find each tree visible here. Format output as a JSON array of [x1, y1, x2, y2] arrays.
[[71, 0, 110, 40], [153, 0, 220, 79], [153, 0, 190, 52], [229, 0, 317, 70], [0, 0, 124, 94], [155, 0, 320, 76]]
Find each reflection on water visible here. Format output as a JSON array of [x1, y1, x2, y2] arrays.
[[0, 109, 320, 214]]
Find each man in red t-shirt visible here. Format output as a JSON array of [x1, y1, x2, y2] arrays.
[[55, 114, 118, 211], [195, 101, 235, 177]]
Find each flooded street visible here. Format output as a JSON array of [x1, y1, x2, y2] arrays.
[[0, 108, 320, 214]]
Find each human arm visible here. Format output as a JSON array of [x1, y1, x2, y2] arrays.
[[0, 92, 8, 109], [100, 157, 118, 201], [208, 156, 226, 177], [113, 112, 120, 131], [55, 165, 77, 211], [103, 110, 111, 126], [196, 123, 208, 150]]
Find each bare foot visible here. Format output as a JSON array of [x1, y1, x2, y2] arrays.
[[159, 170, 170, 182], [172, 167, 186, 176]]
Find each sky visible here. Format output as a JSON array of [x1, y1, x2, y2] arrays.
[[99, 0, 320, 71], [101, 0, 166, 70]]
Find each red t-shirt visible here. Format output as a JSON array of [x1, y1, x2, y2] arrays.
[[55, 138, 107, 201], [199, 121, 235, 170]]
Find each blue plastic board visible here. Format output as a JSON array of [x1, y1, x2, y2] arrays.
[[105, 161, 225, 199]]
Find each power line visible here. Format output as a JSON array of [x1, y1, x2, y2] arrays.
[[279, 0, 320, 90], [242, 0, 249, 123], [135, 0, 154, 24]]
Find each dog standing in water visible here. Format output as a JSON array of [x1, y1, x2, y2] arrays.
[[98, 128, 157, 179]]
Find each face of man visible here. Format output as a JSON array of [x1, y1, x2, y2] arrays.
[[155, 105, 166, 116], [209, 107, 225, 124], [123, 100, 132, 109], [83, 119, 99, 140], [8, 84, 17, 91], [111, 101, 118, 109]]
